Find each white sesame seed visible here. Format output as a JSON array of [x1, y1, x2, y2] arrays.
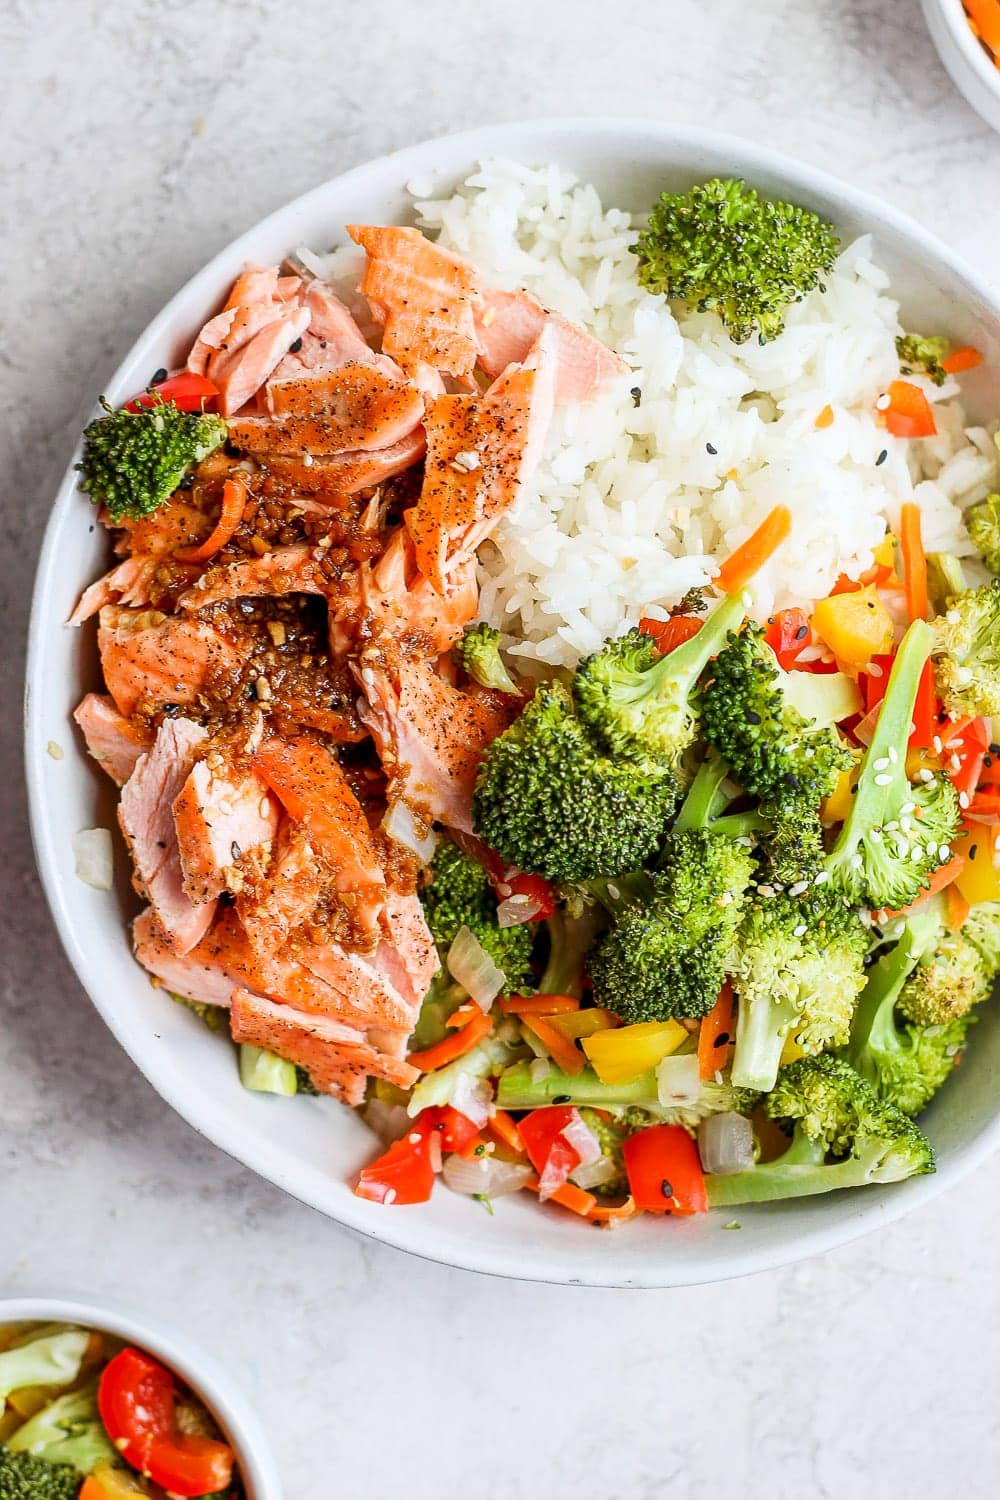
[[876, 392, 891, 410], [900, 802, 916, 815], [735, 836, 754, 848], [949, 754, 962, 772], [887, 746, 899, 764], [452, 449, 481, 472], [793, 923, 807, 938], [302, 452, 314, 468], [408, 1132, 422, 1145], [926, 841, 938, 856], [939, 846, 951, 860], [885, 820, 900, 832], [870, 829, 882, 842], [867, 661, 884, 679], [606, 882, 621, 901], [873, 756, 890, 771], [757, 884, 777, 899], [873, 772, 892, 786], [910, 844, 925, 862], [918, 768, 935, 784], [946, 610, 961, 625], [384, 1187, 397, 1204], [788, 880, 809, 898], [959, 791, 971, 809], [933, 736, 943, 754], [813, 871, 830, 885]]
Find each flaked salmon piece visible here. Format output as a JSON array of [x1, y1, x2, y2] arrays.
[[347, 225, 481, 385], [255, 426, 426, 505], [229, 365, 424, 459], [268, 281, 401, 382], [119, 719, 217, 954], [292, 939, 420, 1033], [187, 265, 311, 417], [252, 734, 386, 937], [69, 557, 158, 625], [98, 606, 241, 717], [356, 656, 512, 832], [173, 756, 279, 904], [133, 907, 239, 1009], [377, 889, 439, 1008], [115, 499, 213, 560], [328, 529, 478, 658], [403, 357, 551, 594], [73, 693, 153, 785], [229, 989, 417, 1102], [236, 822, 324, 954], [176, 544, 326, 612], [475, 286, 628, 399]]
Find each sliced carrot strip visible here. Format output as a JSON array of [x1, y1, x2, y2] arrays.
[[176, 474, 249, 564], [698, 982, 734, 1081], [487, 1109, 526, 1157], [899, 502, 928, 623], [498, 994, 580, 1016], [941, 345, 983, 375], [945, 882, 971, 933], [407, 1008, 493, 1071], [588, 1195, 640, 1224], [873, 854, 966, 921], [521, 1016, 587, 1076], [883, 381, 937, 439], [445, 1001, 485, 1029], [965, 0, 1000, 54], [714, 505, 792, 595], [525, 1176, 598, 1217]]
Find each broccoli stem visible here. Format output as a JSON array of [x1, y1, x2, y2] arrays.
[[496, 1059, 659, 1111], [848, 912, 937, 1073], [646, 591, 747, 703], [730, 986, 801, 1094], [540, 905, 607, 997], [829, 619, 932, 863], [673, 750, 731, 831], [705, 1127, 890, 1206]]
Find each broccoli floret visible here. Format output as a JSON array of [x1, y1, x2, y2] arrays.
[[967, 491, 1000, 576], [419, 841, 535, 990], [78, 398, 228, 524], [931, 580, 1000, 719], [705, 1054, 934, 1205], [7, 1385, 115, 1474], [964, 901, 1000, 971], [573, 592, 746, 764], [587, 757, 756, 1023], [898, 929, 992, 1026], [848, 911, 977, 1114], [701, 623, 852, 814], [0, 1448, 81, 1500], [730, 885, 868, 1092], [455, 622, 520, 695], [896, 333, 948, 387], [825, 620, 960, 911], [925, 553, 967, 614], [0, 1329, 90, 1407], [472, 682, 678, 881], [294, 1065, 320, 1096], [632, 178, 839, 344], [170, 991, 226, 1032]]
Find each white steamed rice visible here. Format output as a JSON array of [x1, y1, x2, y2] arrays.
[[408, 160, 998, 670]]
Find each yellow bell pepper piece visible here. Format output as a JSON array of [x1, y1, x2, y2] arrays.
[[582, 1019, 687, 1083], [779, 1032, 808, 1067], [821, 757, 860, 824], [812, 586, 895, 669], [873, 536, 897, 570], [547, 1007, 619, 1041], [83, 1463, 149, 1498], [954, 826, 1000, 904]]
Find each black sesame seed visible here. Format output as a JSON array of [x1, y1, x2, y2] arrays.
[[969, 844, 978, 861], [289, 337, 303, 354], [660, 1179, 674, 1199], [231, 841, 242, 862], [714, 1031, 730, 1048], [795, 624, 809, 640], [990, 743, 1000, 756], [552, 1094, 571, 1105], [876, 449, 888, 466], [150, 367, 168, 385], [706, 442, 718, 455], [985, 756, 994, 769], [631, 386, 642, 408], [746, 711, 762, 725], [783, 772, 800, 789]]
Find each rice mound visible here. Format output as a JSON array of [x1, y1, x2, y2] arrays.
[[412, 160, 998, 670]]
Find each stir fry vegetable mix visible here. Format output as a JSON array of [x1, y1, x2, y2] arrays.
[[0, 1324, 242, 1500], [357, 470, 1000, 1223]]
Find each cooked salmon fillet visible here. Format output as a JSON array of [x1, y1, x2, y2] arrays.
[[475, 286, 628, 399], [98, 606, 240, 717], [377, 889, 440, 1008], [187, 266, 311, 417], [236, 822, 324, 953], [329, 528, 478, 657], [403, 360, 550, 593], [229, 364, 424, 458], [173, 755, 279, 904], [253, 426, 427, 505], [133, 906, 239, 1010], [176, 544, 326, 612], [268, 280, 400, 382], [69, 556, 159, 625], [356, 655, 512, 832], [119, 719, 217, 955], [348, 224, 481, 385], [252, 734, 387, 937], [229, 989, 418, 1103], [73, 693, 153, 785]]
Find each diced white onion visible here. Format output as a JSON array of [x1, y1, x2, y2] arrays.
[[656, 1052, 701, 1109], [443, 1153, 533, 1198], [560, 1113, 602, 1167], [538, 1153, 571, 1201], [361, 1098, 410, 1146], [697, 1112, 755, 1175], [496, 894, 542, 928], [570, 1154, 620, 1190], [529, 1058, 551, 1084], [72, 827, 113, 890], [446, 925, 505, 1010], [450, 1073, 493, 1129], [382, 799, 438, 863]]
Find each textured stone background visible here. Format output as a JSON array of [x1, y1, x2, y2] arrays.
[[2, 2, 999, 1496]]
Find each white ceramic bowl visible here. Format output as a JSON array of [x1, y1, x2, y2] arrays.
[[923, 0, 1000, 132], [25, 118, 1000, 1288], [0, 1294, 282, 1497]]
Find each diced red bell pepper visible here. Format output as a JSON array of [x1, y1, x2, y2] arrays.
[[417, 1105, 482, 1155], [124, 370, 220, 413], [942, 716, 989, 799], [622, 1124, 708, 1215], [355, 1124, 437, 1205], [98, 1349, 234, 1498], [908, 661, 941, 751], [763, 608, 811, 669], [478, 845, 555, 920], [862, 653, 895, 713], [518, 1106, 585, 1199], [639, 614, 703, 655]]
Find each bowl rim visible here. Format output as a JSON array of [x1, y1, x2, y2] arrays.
[[0, 1294, 282, 1497], [925, 0, 1000, 98], [24, 115, 1000, 1288]]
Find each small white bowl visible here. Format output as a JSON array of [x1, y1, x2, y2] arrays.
[[923, 0, 1000, 132], [0, 1295, 282, 1498], [25, 117, 1000, 1287]]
